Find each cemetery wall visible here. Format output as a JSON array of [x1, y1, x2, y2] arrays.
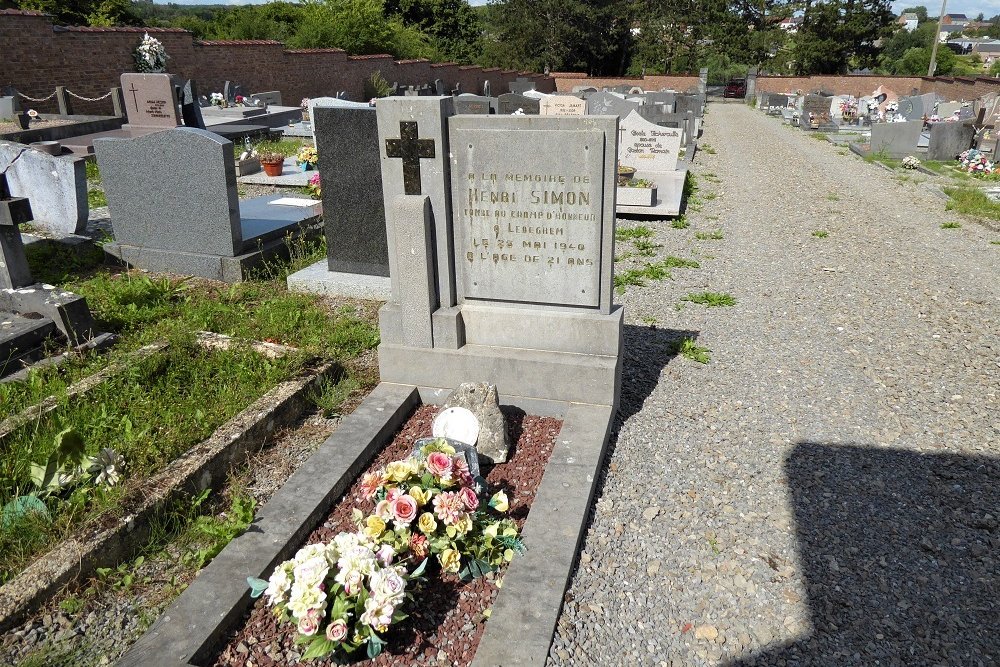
[[757, 74, 1000, 102], [551, 72, 701, 92], [0, 9, 554, 116]]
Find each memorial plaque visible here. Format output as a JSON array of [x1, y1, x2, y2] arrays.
[[120, 73, 181, 128], [450, 120, 610, 308], [539, 96, 586, 116], [618, 111, 682, 172]]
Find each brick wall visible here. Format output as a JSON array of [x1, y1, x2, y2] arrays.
[[756, 74, 1000, 101], [0, 10, 555, 117], [551, 72, 701, 92]]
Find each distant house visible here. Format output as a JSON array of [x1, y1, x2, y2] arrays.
[[972, 41, 1000, 66], [898, 12, 919, 32], [778, 17, 802, 33], [942, 13, 970, 26], [939, 24, 966, 42]]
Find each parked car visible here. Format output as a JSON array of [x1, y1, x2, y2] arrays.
[[723, 78, 746, 98]]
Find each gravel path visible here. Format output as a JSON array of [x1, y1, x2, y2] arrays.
[[548, 102, 1000, 667]]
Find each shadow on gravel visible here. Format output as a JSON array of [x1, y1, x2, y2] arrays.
[[728, 443, 1000, 667], [617, 324, 698, 423]]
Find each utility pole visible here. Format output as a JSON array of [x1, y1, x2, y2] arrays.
[[928, 0, 948, 76]]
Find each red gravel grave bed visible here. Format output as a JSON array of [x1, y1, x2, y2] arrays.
[[211, 404, 562, 667]]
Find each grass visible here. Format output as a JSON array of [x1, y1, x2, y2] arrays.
[[85, 160, 107, 208], [671, 216, 690, 229], [695, 230, 724, 240], [941, 221, 962, 229], [615, 226, 653, 241], [87, 188, 107, 208], [702, 144, 716, 155], [703, 192, 718, 201], [943, 187, 1000, 221], [675, 337, 711, 364], [0, 233, 379, 585], [614, 256, 699, 292], [681, 291, 736, 307], [633, 238, 661, 257], [812, 230, 829, 238], [826, 193, 840, 201], [991, 240, 1000, 245], [253, 137, 306, 157], [810, 132, 829, 142]]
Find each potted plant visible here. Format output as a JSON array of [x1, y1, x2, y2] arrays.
[[296, 145, 318, 172], [259, 151, 285, 177], [617, 164, 636, 186]]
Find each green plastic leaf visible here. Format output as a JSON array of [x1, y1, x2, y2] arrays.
[[54, 428, 87, 467], [0, 495, 49, 530], [302, 637, 337, 660], [247, 576, 269, 598], [410, 557, 428, 578], [367, 634, 385, 659]]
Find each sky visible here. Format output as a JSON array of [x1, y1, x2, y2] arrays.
[[155, 0, 994, 17]]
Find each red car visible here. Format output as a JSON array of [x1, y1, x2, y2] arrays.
[[723, 78, 746, 98]]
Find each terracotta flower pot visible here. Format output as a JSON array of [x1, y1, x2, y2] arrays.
[[261, 160, 284, 177]]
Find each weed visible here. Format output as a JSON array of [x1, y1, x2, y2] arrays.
[[85, 160, 101, 184], [309, 374, 361, 418], [633, 238, 661, 256], [812, 230, 829, 238], [838, 149, 848, 156], [253, 138, 305, 158], [702, 144, 716, 155], [708, 535, 721, 555], [941, 221, 962, 229], [681, 291, 736, 307], [614, 252, 633, 262], [703, 192, 718, 201], [661, 256, 700, 269], [695, 230, 724, 240], [826, 193, 840, 201], [991, 240, 1000, 245], [810, 133, 829, 142], [96, 555, 150, 591], [671, 216, 690, 229], [615, 226, 653, 241], [58, 595, 85, 615], [87, 188, 107, 208], [943, 187, 1000, 220], [180, 488, 256, 570], [676, 337, 711, 364], [640, 315, 657, 326]]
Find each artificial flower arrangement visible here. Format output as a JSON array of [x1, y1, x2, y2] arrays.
[[840, 98, 858, 119], [134, 33, 168, 73], [958, 148, 995, 176], [210, 92, 225, 107], [296, 145, 318, 170], [307, 173, 321, 199], [248, 438, 523, 661], [901, 155, 921, 170]]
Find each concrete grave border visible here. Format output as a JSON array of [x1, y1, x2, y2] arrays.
[[0, 359, 339, 634], [117, 383, 616, 667]]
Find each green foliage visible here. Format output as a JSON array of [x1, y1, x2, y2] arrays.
[[87, 188, 107, 208], [695, 230, 724, 240], [681, 291, 736, 307], [671, 217, 690, 229], [794, 0, 894, 74], [940, 221, 962, 229], [675, 337, 711, 364], [615, 226, 653, 241], [181, 489, 256, 569], [812, 230, 829, 238]]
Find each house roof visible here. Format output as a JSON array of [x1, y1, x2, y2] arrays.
[[946, 13, 968, 19], [940, 24, 966, 32], [900, 12, 918, 20], [973, 42, 1000, 52]]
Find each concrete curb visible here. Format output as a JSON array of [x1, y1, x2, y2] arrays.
[[0, 361, 337, 634]]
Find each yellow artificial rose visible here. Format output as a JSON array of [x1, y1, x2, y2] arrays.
[[490, 490, 509, 512], [484, 522, 500, 539], [503, 548, 515, 562], [439, 548, 462, 573], [417, 512, 438, 535], [455, 514, 473, 536], [386, 461, 413, 483], [364, 515, 386, 539], [409, 486, 429, 506]]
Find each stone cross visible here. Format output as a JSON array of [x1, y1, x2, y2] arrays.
[[385, 121, 435, 195], [0, 172, 34, 290]]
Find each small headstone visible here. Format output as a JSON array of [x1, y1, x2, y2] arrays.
[[180, 79, 206, 130], [539, 96, 586, 116], [617, 110, 686, 216], [454, 95, 495, 115], [440, 382, 511, 464], [434, 79, 447, 96], [586, 91, 639, 117], [496, 93, 539, 115], [801, 94, 834, 129], [249, 91, 282, 106], [120, 73, 182, 129], [0, 141, 88, 235], [508, 77, 536, 94], [927, 121, 975, 160]]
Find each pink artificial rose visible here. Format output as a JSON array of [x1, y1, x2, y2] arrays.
[[325, 619, 348, 642], [453, 455, 474, 487], [386, 487, 403, 503], [376, 544, 395, 566], [343, 571, 363, 596], [375, 499, 392, 521], [459, 486, 480, 511], [426, 452, 454, 478], [391, 495, 418, 524], [297, 608, 322, 636]]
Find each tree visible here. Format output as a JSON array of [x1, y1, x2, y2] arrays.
[[384, 0, 483, 62], [898, 5, 928, 22], [794, 0, 895, 73], [7, 0, 137, 25]]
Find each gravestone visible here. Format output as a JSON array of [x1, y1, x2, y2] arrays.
[[0, 95, 19, 121], [508, 78, 536, 94], [307, 96, 371, 144], [0, 141, 88, 236], [223, 81, 243, 104], [766, 94, 789, 114], [454, 95, 495, 115], [586, 91, 640, 117], [937, 102, 962, 118], [801, 94, 834, 129], [927, 121, 975, 160], [120, 73, 181, 128], [180, 79, 206, 130], [95, 128, 321, 282], [539, 96, 586, 116], [496, 93, 540, 115], [616, 110, 686, 216], [482, 80, 492, 97], [250, 91, 282, 106], [644, 91, 675, 111], [435, 79, 447, 96], [866, 120, 923, 158]]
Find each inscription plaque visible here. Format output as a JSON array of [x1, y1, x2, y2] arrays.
[[450, 127, 606, 308], [120, 73, 181, 128]]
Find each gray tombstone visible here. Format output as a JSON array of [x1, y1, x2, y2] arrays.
[[800, 94, 834, 129], [586, 91, 640, 117], [0, 173, 33, 290], [454, 95, 495, 115], [0, 141, 88, 235], [927, 121, 975, 160], [482, 80, 492, 97], [314, 106, 387, 277], [508, 78, 536, 94], [496, 93, 540, 115], [0, 95, 20, 122], [95, 128, 319, 281], [249, 91, 282, 106], [869, 120, 924, 158], [180, 79, 206, 130], [674, 94, 703, 119], [435, 79, 447, 96]]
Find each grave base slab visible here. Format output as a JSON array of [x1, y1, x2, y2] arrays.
[[115, 383, 616, 667], [285, 258, 391, 300]]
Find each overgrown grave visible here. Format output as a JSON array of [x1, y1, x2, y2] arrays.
[[121, 96, 623, 667]]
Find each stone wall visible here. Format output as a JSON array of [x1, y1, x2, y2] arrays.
[[0, 9, 554, 116], [551, 72, 701, 92], [755, 74, 1000, 101]]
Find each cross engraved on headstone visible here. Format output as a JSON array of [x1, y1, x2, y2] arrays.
[[385, 121, 435, 195], [128, 83, 140, 111], [0, 172, 35, 290]]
